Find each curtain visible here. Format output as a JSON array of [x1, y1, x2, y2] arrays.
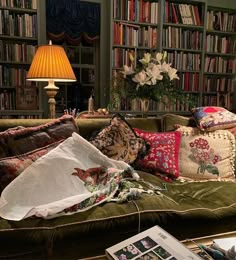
[[46, 0, 100, 44]]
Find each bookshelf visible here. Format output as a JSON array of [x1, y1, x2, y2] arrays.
[[0, 0, 45, 119], [162, 0, 206, 113], [109, 0, 236, 115], [203, 6, 236, 110], [111, 0, 161, 114], [48, 41, 98, 117]]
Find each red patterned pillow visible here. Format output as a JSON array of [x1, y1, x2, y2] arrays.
[[0, 140, 63, 193], [133, 129, 181, 181]]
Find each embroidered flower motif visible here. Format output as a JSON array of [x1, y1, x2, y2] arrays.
[[188, 138, 221, 175]]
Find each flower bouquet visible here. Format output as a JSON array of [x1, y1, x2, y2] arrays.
[[120, 51, 193, 113]]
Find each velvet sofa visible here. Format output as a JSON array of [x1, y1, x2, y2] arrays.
[[0, 113, 236, 259]]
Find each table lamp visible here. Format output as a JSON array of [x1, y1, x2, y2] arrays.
[[26, 41, 76, 119]]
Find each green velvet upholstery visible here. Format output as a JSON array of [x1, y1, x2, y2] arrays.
[[0, 115, 235, 259], [0, 117, 162, 139]]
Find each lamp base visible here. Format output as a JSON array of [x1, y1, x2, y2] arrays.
[[44, 80, 59, 119]]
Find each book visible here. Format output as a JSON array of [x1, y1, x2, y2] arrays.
[[106, 225, 202, 260], [213, 237, 236, 251]]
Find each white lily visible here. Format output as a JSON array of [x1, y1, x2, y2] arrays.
[[146, 64, 163, 84], [168, 67, 179, 80], [161, 62, 171, 73], [122, 65, 134, 78], [139, 53, 151, 65], [154, 52, 163, 64], [132, 71, 148, 86]]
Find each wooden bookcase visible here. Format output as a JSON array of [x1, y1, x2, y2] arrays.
[[0, 0, 45, 119], [109, 0, 236, 115], [203, 6, 236, 110]]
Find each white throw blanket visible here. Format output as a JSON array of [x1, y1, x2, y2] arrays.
[[0, 132, 139, 221]]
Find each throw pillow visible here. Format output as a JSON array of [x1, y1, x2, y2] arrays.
[[0, 140, 63, 193], [0, 115, 79, 158], [89, 114, 148, 164], [133, 128, 181, 181], [176, 126, 236, 181], [191, 106, 236, 132], [162, 113, 196, 132]]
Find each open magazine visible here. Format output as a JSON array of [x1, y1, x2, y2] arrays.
[[106, 225, 202, 260]]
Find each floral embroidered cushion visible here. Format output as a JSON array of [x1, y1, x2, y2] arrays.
[[0, 140, 63, 193], [89, 114, 148, 164], [176, 126, 236, 181], [191, 106, 236, 132], [133, 129, 181, 181], [0, 115, 79, 158]]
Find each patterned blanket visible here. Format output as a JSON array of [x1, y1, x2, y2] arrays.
[[0, 133, 141, 220]]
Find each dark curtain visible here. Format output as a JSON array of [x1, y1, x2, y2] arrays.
[[46, 0, 100, 44]]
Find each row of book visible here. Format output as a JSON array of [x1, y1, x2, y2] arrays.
[[203, 77, 234, 93], [0, 66, 31, 87], [162, 27, 203, 50], [112, 48, 135, 68], [202, 93, 232, 110], [113, 22, 157, 48], [166, 51, 201, 71], [164, 2, 202, 26], [0, 41, 36, 62], [176, 72, 200, 92], [0, 89, 15, 110], [119, 94, 200, 113], [206, 11, 236, 32], [204, 57, 236, 74], [0, 115, 40, 119], [0, 10, 37, 37], [205, 35, 236, 54], [0, 0, 37, 9], [113, 0, 159, 24]]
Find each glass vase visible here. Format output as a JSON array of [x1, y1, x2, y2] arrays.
[[139, 98, 150, 118]]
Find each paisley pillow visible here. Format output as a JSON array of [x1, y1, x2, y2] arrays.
[[133, 129, 181, 181], [176, 126, 236, 181], [191, 106, 236, 132], [89, 114, 147, 164]]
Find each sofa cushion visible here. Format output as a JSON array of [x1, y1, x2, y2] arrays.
[[0, 140, 63, 193], [191, 106, 236, 132], [133, 129, 181, 181], [89, 114, 148, 163], [176, 126, 236, 181], [162, 113, 196, 132], [0, 115, 79, 158]]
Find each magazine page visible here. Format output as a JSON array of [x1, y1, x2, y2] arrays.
[[106, 225, 202, 260]]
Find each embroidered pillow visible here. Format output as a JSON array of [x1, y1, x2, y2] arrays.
[[133, 129, 181, 181], [89, 114, 147, 164], [176, 126, 236, 181], [0, 115, 79, 158], [0, 140, 63, 193], [191, 106, 236, 132]]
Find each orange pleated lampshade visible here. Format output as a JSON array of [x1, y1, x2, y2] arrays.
[[27, 41, 76, 82]]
